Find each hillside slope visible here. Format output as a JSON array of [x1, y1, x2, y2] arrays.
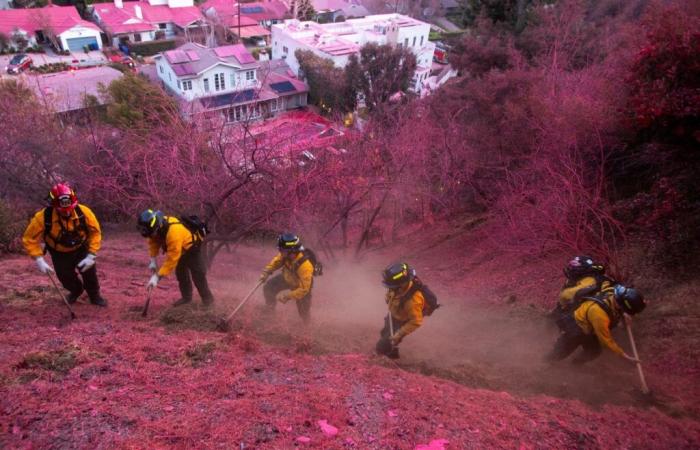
[[1, 234, 699, 449]]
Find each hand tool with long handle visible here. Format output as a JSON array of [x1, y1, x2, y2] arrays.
[[141, 287, 153, 317], [47, 272, 76, 319], [217, 281, 263, 331], [624, 315, 650, 394]]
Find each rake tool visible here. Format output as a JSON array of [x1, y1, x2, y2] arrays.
[[216, 281, 263, 332], [141, 287, 154, 317], [46, 272, 76, 320], [624, 315, 650, 395]]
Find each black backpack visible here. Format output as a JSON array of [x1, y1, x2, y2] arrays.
[[177, 215, 209, 244], [399, 277, 440, 316], [43, 205, 89, 248], [294, 248, 323, 276], [581, 292, 620, 329]]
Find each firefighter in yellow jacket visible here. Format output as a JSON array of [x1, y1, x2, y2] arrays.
[[259, 233, 314, 322], [22, 183, 107, 306], [547, 284, 646, 365], [552, 256, 613, 327], [137, 209, 214, 307], [376, 262, 437, 359]]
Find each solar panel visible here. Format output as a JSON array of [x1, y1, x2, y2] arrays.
[[165, 50, 189, 64], [200, 90, 257, 108], [270, 81, 296, 94], [241, 6, 264, 13], [185, 50, 200, 61], [172, 63, 196, 76]]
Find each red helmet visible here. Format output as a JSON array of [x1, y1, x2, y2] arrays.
[[49, 183, 77, 216]]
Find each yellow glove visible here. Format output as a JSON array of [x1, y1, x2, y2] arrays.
[[275, 291, 290, 304], [390, 334, 403, 346], [259, 271, 270, 283]]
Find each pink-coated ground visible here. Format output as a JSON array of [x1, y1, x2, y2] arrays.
[[1, 234, 698, 448]]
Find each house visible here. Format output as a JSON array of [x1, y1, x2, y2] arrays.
[[202, 0, 290, 41], [271, 13, 434, 93], [91, 0, 205, 46], [31, 66, 123, 123], [0, 6, 102, 52], [154, 42, 307, 123], [311, 0, 369, 23]]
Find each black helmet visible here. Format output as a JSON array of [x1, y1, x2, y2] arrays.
[[564, 255, 605, 280], [382, 262, 416, 289], [137, 209, 165, 237], [278, 233, 302, 252], [613, 284, 646, 315]]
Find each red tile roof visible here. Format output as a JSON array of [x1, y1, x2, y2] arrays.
[[93, 1, 203, 35], [0, 5, 100, 38]]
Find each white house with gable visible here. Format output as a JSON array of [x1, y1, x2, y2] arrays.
[[155, 42, 308, 123], [271, 13, 435, 93]]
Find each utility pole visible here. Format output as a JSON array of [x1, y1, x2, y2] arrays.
[[237, 1, 241, 42]]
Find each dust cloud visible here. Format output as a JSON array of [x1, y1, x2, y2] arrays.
[[211, 247, 671, 412]]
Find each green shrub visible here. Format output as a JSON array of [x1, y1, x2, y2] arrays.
[[126, 39, 177, 57]]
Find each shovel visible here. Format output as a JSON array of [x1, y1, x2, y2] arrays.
[[216, 281, 263, 332], [47, 272, 76, 320], [624, 315, 650, 395]]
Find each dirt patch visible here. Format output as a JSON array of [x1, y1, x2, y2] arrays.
[[15, 345, 80, 374], [159, 305, 223, 332], [185, 341, 217, 367]]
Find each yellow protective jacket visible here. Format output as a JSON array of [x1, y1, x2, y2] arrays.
[[23, 204, 101, 257], [147, 216, 195, 278], [387, 281, 425, 340], [574, 292, 624, 355], [263, 252, 313, 301], [559, 276, 612, 309]]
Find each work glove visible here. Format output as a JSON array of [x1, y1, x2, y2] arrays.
[[275, 291, 291, 304], [259, 271, 270, 283], [34, 256, 54, 275], [148, 257, 158, 273], [147, 273, 160, 290], [77, 253, 96, 273], [390, 334, 403, 347]]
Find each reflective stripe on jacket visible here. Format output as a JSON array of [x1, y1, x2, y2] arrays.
[[22, 204, 101, 257]]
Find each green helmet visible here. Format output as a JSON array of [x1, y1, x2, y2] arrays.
[[382, 262, 416, 289]]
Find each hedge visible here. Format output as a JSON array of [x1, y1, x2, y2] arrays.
[[126, 39, 177, 57]]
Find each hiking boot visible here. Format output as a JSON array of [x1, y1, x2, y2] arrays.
[[172, 298, 192, 307], [202, 297, 214, 309], [90, 296, 108, 307], [66, 292, 81, 304], [388, 347, 400, 359]]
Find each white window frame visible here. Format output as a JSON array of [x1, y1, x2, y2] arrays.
[[245, 70, 255, 81], [183, 80, 192, 91], [203, 78, 210, 92], [269, 98, 278, 112], [177, 79, 181, 89], [214, 72, 225, 91]]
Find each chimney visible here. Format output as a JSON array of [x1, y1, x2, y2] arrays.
[[135, 5, 143, 19], [114, 0, 123, 8]]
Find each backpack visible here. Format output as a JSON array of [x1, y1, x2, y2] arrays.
[[294, 248, 323, 276], [43, 205, 89, 248], [177, 215, 209, 244], [581, 292, 620, 329], [399, 277, 440, 316]]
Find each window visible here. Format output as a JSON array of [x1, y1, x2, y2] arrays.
[[420, 36, 424, 46], [134, 33, 142, 43], [246, 70, 255, 81], [159, 64, 163, 74], [159, 23, 167, 30], [227, 105, 246, 122], [183, 80, 192, 91], [230, 73, 236, 87], [177, 80, 181, 89], [283, 45, 288, 54], [203, 78, 209, 92], [214, 72, 225, 91], [269, 98, 278, 112], [250, 103, 261, 118], [404, 38, 408, 47], [412, 36, 416, 47], [168, 72, 171, 81]]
